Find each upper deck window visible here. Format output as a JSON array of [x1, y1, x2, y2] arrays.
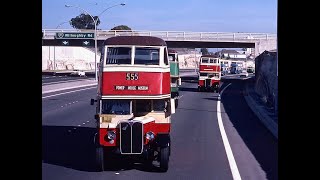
[[201, 58, 209, 63], [106, 47, 131, 65], [210, 59, 217, 63], [134, 47, 160, 65]]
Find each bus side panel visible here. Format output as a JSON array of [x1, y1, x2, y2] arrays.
[[170, 62, 179, 76], [198, 80, 204, 86], [199, 65, 221, 72]]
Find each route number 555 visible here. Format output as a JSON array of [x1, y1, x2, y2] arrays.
[[126, 73, 138, 80]]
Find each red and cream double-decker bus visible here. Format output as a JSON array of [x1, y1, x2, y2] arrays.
[[91, 36, 175, 172], [198, 55, 221, 92]]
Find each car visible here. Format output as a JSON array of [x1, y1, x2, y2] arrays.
[[239, 70, 249, 77], [70, 69, 86, 77]]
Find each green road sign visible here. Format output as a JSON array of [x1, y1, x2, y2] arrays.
[[82, 40, 91, 46], [55, 32, 94, 39], [61, 40, 69, 45]]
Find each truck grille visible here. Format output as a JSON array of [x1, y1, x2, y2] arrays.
[[120, 120, 143, 154]]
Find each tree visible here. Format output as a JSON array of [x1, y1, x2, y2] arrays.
[[200, 48, 209, 55], [70, 13, 101, 29], [111, 25, 132, 31]]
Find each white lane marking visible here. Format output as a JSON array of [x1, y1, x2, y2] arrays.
[[42, 79, 94, 86], [42, 86, 96, 99], [177, 95, 184, 99], [42, 83, 97, 94], [217, 83, 242, 180]]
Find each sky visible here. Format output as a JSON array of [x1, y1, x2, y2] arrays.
[[42, 0, 277, 33]]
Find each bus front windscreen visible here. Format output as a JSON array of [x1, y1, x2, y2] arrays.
[[135, 47, 160, 65], [106, 47, 131, 65]]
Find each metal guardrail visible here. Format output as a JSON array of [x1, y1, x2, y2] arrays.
[[42, 29, 277, 42]]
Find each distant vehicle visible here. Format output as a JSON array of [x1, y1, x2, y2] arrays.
[[168, 49, 181, 108], [70, 70, 86, 77], [221, 63, 229, 76], [198, 55, 221, 92], [247, 66, 255, 73], [240, 70, 249, 77], [230, 63, 242, 74]]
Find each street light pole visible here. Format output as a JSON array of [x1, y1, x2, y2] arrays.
[[54, 21, 70, 70], [56, 21, 70, 29], [65, 3, 125, 81]]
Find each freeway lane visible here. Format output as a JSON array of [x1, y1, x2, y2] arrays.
[[42, 75, 94, 85], [42, 69, 196, 86], [42, 79, 277, 180], [219, 79, 278, 180]]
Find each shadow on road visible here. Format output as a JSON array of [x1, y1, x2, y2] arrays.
[[179, 87, 198, 92], [42, 125, 98, 172], [220, 79, 278, 180], [42, 125, 168, 173]]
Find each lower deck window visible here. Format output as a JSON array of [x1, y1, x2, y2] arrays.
[[135, 100, 151, 112], [101, 99, 169, 115], [152, 99, 167, 112], [101, 100, 131, 115]]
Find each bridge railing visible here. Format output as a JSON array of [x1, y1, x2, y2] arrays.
[[42, 29, 277, 42]]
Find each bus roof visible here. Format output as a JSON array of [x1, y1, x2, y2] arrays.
[[103, 36, 167, 46], [168, 49, 178, 53], [201, 55, 219, 58]]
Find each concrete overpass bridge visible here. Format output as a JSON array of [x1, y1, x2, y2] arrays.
[[42, 29, 277, 56]]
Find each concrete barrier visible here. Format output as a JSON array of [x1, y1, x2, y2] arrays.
[[244, 80, 278, 139]]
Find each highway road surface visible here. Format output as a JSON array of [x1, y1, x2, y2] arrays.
[[42, 77, 277, 180]]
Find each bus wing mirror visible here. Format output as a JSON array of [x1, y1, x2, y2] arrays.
[[90, 99, 96, 105], [170, 98, 175, 114]]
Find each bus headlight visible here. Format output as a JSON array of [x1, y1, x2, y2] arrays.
[[106, 131, 116, 140], [146, 131, 155, 140]]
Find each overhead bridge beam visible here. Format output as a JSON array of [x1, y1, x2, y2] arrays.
[[42, 39, 255, 48]]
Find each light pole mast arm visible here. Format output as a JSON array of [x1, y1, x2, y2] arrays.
[[98, 3, 124, 17], [65, 3, 125, 82], [65, 5, 97, 27]]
